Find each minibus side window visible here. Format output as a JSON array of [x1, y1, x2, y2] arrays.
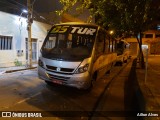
[[112, 40, 116, 52], [44, 36, 56, 49], [105, 36, 109, 53], [108, 36, 110, 52], [96, 30, 105, 57], [109, 38, 113, 52]]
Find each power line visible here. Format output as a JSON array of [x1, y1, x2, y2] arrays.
[[0, 0, 21, 10], [0, 0, 53, 24], [5, 0, 27, 8], [0, 0, 27, 16]]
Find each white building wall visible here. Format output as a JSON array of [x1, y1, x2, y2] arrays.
[[0, 11, 51, 67]]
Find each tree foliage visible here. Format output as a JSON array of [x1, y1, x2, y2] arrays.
[[58, 0, 159, 36], [58, 0, 160, 68]]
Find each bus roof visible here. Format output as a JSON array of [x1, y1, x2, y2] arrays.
[[54, 22, 99, 27]]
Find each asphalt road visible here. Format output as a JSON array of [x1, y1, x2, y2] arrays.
[[0, 58, 141, 120]]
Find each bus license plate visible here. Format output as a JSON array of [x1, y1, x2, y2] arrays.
[[52, 79, 63, 84]]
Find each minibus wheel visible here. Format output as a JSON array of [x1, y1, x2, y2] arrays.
[[83, 72, 97, 91], [45, 81, 53, 85], [83, 80, 93, 91], [93, 71, 98, 81], [123, 57, 127, 63], [119, 62, 123, 66], [124, 59, 127, 63]]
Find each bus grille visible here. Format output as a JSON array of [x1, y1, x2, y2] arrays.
[[46, 65, 74, 73], [47, 73, 70, 80]]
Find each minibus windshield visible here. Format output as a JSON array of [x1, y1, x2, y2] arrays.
[[41, 25, 97, 61]]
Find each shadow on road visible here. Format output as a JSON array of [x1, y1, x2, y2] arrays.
[[124, 58, 145, 120]]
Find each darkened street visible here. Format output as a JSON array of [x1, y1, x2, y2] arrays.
[[0, 58, 143, 120], [0, 0, 160, 120]]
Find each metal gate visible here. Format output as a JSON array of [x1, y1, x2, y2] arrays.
[[25, 38, 37, 62], [129, 42, 138, 56], [150, 42, 160, 55]]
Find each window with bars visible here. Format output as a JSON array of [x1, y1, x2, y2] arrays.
[[145, 34, 153, 38], [0, 35, 13, 50], [156, 34, 160, 38]]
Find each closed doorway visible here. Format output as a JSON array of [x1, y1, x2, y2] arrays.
[[25, 38, 37, 62]]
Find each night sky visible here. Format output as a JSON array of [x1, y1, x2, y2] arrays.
[[33, 0, 62, 12], [0, 0, 62, 14]]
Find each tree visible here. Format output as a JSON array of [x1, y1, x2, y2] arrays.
[[117, 0, 160, 68], [58, 0, 160, 68]]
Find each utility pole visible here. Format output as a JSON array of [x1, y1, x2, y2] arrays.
[[27, 0, 32, 68]]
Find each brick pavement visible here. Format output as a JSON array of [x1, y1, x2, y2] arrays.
[[136, 55, 160, 120]]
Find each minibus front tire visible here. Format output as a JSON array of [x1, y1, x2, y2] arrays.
[[82, 72, 97, 90], [45, 81, 53, 85], [82, 80, 93, 91]]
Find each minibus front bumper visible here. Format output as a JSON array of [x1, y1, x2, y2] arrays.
[[38, 66, 92, 89]]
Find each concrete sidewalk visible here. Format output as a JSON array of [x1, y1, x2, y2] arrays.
[[0, 64, 37, 74], [136, 55, 160, 120]]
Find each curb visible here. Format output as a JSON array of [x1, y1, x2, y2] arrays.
[[5, 67, 37, 73], [136, 62, 160, 120]]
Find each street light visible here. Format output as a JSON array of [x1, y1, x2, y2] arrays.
[[17, 9, 28, 66], [19, 9, 28, 19], [19, 9, 28, 32], [109, 30, 114, 52], [22, 9, 28, 13], [109, 30, 114, 35]]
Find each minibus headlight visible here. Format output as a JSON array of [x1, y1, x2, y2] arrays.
[[79, 68, 84, 73], [75, 64, 89, 74], [38, 59, 44, 68]]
